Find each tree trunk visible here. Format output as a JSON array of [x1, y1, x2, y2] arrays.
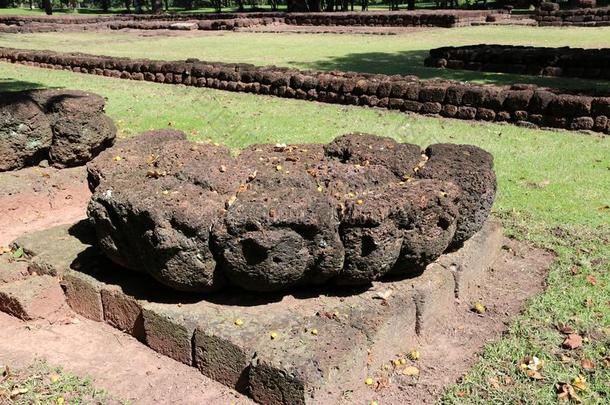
[[102, 0, 110, 12], [408, 0, 415, 10], [150, 0, 162, 13], [42, 0, 52, 14]]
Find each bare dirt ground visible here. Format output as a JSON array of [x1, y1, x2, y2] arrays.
[[335, 238, 554, 404], [0, 312, 254, 405], [0, 166, 90, 246]]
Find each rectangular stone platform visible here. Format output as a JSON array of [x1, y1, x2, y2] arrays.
[[11, 219, 502, 405]]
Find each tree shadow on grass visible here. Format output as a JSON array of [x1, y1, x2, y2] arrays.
[[0, 78, 57, 93], [303, 49, 609, 93]]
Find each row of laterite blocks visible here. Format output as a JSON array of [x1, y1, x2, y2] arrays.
[[0, 9, 507, 29], [425, 44, 610, 81], [536, 4, 610, 26], [1, 47, 609, 134]]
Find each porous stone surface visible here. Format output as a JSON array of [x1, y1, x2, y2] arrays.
[[0, 89, 116, 171], [86, 132, 496, 292], [0, 92, 53, 171], [415, 143, 496, 245]]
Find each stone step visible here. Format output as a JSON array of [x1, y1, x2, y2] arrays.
[[0, 274, 67, 320], [11, 219, 503, 404]]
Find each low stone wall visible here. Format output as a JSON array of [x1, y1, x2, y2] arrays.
[[425, 44, 610, 81], [0, 9, 509, 33], [0, 15, 123, 25], [1, 47, 609, 134], [536, 3, 610, 26], [0, 89, 116, 172], [106, 17, 282, 31]]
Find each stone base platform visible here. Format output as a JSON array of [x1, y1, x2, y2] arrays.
[[10, 219, 503, 405]]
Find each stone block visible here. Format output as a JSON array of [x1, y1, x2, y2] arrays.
[[0, 275, 65, 320], [11, 220, 101, 277], [61, 269, 104, 322]]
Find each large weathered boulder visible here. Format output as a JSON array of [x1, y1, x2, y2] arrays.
[[31, 90, 117, 167], [0, 89, 116, 171], [87, 132, 496, 293], [0, 92, 53, 171]]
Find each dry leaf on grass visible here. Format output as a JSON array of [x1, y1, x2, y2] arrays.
[[10, 388, 28, 398], [557, 323, 576, 335], [572, 375, 587, 391], [519, 356, 544, 379], [570, 266, 582, 276], [557, 382, 581, 403], [563, 334, 583, 350], [580, 359, 595, 370], [585, 275, 597, 286]]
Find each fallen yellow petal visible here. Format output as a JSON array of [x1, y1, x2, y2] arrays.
[[365, 377, 374, 385], [472, 302, 486, 314], [408, 350, 420, 361], [403, 366, 419, 376], [234, 319, 243, 326]]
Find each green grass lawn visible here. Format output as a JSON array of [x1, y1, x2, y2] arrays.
[[2, 63, 609, 403], [1, 26, 610, 91]]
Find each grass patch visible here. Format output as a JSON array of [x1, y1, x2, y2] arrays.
[[0, 359, 124, 404], [1, 26, 610, 91], [0, 62, 609, 404]]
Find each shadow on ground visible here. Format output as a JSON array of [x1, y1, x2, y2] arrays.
[[301, 49, 609, 92], [0, 78, 54, 93]]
